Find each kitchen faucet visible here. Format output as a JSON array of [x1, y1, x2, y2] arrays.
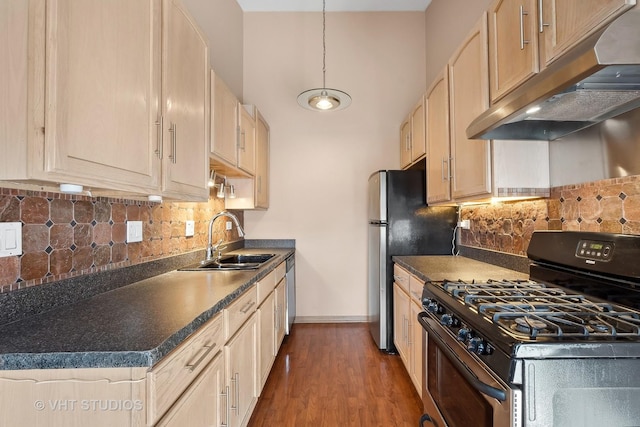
[[206, 211, 245, 261]]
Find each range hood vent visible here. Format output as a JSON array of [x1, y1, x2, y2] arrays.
[[467, 8, 640, 141]]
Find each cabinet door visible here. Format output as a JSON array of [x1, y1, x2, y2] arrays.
[[212, 72, 239, 165], [39, 0, 161, 192], [539, 0, 635, 66], [225, 313, 257, 427], [449, 14, 492, 200], [409, 300, 423, 398], [157, 352, 224, 427], [238, 106, 256, 175], [399, 118, 412, 169], [488, 0, 539, 102], [161, 0, 209, 200], [255, 111, 270, 209], [258, 292, 275, 391], [425, 69, 452, 204], [411, 97, 426, 162], [393, 283, 410, 367], [275, 279, 287, 351]]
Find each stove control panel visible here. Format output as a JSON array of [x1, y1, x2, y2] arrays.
[[575, 239, 613, 262], [422, 297, 493, 356]]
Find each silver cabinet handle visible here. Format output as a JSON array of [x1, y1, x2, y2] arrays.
[[240, 131, 246, 151], [220, 385, 230, 427], [240, 301, 256, 314], [154, 116, 163, 159], [258, 176, 262, 193], [538, 0, 549, 33], [520, 5, 530, 50], [231, 372, 240, 414], [184, 343, 216, 371], [442, 158, 451, 182], [406, 133, 411, 152], [168, 123, 177, 164]]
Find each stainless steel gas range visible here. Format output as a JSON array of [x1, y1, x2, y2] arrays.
[[418, 231, 640, 427]]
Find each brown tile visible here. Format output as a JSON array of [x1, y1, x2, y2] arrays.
[[20, 252, 49, 281], [93, 223, 112, 245], [22, 224, 49, 253], [74, 223, 93, 247], [50, 224, 74, 249], [21, 197, 50, 224], [600, 196, 623, 221], [94, 201, 111, 223], [50, 249, 73, 275], [0, 196, 21, 221], [112, 222, 127, 243], [126, 204, 140, 221], [112, 203, 127, 222], [50, 199, 74, 224], [74, 200, 94, 223], [94, 245, 111, 267], [128, 243, 142, 263], [112, 242, 127, 263], [0, 256, 20, 286], [72, 246, 94, 271]]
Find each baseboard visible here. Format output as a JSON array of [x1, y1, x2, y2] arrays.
[[294, 315, 367, 324]]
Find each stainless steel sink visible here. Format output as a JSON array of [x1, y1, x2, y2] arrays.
[[178, 253, 276, 271]]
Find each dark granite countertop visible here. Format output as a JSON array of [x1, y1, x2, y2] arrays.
[[393, 255, 529, 283], [0, 247, 294, 371]]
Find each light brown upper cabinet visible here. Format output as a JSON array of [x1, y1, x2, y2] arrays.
[[225, 106, 270, 210], [449, 14, 492, 201], [160, 0, 209, 201], [426, 15, 491, 204], [211, 72, 241, 173], [1, 0, 208, 201], [399, 96, 426, 169], [426, 13, 550, 205], [425, 69, 452, 204], [237, 106, 256, 175], [488, 0, 634, 103]]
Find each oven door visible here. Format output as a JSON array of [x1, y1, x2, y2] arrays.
[[418, 312, 519, 427]]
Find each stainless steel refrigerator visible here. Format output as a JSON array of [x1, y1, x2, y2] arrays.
[[367, 170, 457, 352]]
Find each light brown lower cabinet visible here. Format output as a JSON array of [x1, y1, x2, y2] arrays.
[[156, 351, 225, 426], [0, 259, 290, 426]]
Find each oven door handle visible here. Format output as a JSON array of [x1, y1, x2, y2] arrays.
[[421, 314, 507, 402]]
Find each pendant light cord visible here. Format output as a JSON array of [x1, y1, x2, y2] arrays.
[[322, 0, 326, 89]]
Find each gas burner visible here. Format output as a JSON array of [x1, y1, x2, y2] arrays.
[[513, 317, 548, 335], [588, 323, 611, 334]]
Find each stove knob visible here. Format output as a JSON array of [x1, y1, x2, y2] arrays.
[[457, 328, 470, 342], [426, 301, 439, 314], [467, 337, 486, 355], [440, 314, 453, 326]]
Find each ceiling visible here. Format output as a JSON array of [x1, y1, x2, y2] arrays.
[[235, 0, 432, 12]]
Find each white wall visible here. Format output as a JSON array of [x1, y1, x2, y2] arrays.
[[242, 12, 426, 321], [183, 0, 244, 97]]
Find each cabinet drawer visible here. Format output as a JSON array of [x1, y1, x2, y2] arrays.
[[257, 261, 286, 306], [409, 275, 424, 304], [225, 286, 258, 340], [147, 313, 223, 425], [257, 270, 277, 306], [393, 264, 410, 294]]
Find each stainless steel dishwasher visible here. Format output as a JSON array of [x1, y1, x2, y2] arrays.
[[285, 254, 295, 334]]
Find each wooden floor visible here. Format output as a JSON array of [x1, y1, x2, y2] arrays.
[[248, 323, 423, 427]]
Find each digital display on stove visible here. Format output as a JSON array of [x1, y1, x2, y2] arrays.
[[576, 239, 613, 261]]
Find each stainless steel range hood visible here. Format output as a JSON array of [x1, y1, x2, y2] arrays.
[[467, 8, 640, 141]]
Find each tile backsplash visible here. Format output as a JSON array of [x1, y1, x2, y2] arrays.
[[0, 188, 241, 292], [459, 175, 640, 256]]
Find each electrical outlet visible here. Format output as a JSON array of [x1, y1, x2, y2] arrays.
[[185, 220, 195, 237], [0, 222, 22, 258], [457, 219, 471, 229], [126, 221, 143, 243], [226, 221, 232, 231]]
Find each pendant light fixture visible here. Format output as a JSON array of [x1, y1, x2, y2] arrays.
[[297, 0, 351, 112]]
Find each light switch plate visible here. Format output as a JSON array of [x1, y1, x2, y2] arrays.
[[126, 221, 143, 243], [185, 220, 195, 237], [226, 221, 232, 231], [0, 222, 22, 258]]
